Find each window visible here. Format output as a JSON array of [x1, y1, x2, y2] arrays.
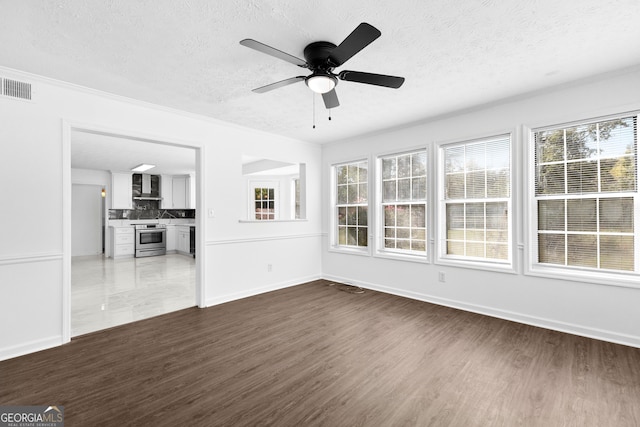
[[533, 115, 638, 273], [242, 156, 306, 221], [380, 150, 427, 255], [292, 178, 301, 219], [440, 135, 511, 264], [250, 182, 278, 220], [335, 161, 368, 248]]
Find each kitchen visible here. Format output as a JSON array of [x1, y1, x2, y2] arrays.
[[108, 171, 196, 259], [71, 130, 197, 336]]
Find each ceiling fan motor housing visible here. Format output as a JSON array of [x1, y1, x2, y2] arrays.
[[303, 41, 338, 70]]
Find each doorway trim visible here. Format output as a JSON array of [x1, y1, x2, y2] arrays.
[[62, 120, 206, 343]]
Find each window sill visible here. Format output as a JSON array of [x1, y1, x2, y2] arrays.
[[328, 246, 371, 257], [374, 250, 429, 264], [436, 256, 516, 274], [238, 219, 308, 223], [526, 264, 640, 289]]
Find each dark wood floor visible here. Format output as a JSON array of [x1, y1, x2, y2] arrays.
[[2, 280, 640, 426]]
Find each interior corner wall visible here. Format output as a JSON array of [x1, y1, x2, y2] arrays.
[[0, 67, 322, 361], [321, 67, 640, 348]]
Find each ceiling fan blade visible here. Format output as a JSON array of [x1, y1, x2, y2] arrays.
[[338, 70, 405, 89], [240, 39, 307, 68], [328, 23, 381, 67], [322, 89, 340, 109], [252, 76, 305, 93]]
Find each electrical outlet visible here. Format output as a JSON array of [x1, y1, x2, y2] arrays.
[[438, 271, 445, 282], [267, 264, 273, 272]]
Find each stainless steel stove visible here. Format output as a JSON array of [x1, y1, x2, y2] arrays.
[[134, 224, 166, 257]]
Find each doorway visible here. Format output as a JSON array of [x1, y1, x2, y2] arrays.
[[64, 124, 204, 340], [71, 184, 104, 257]]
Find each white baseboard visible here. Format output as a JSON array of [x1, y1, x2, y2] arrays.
[[0, 336, 63, 361], [205, 274, 322, 307], [322, 274, 640, 349]]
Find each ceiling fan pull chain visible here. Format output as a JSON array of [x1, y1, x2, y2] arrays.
[[329, 109, 332, 121], [312, 93, 316, 129]]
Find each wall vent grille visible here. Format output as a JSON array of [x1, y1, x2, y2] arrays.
[[1, 78, 32, 100]]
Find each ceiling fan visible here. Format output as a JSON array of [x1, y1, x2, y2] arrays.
[[239, 23, 405, 109]]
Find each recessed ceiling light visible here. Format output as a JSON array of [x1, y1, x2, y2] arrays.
[[131, 163, 156, 172]]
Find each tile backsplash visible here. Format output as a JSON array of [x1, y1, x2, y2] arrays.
[[109, 209, 195, 220]]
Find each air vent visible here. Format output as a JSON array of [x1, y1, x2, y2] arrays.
[[1, 78, 32, 100]]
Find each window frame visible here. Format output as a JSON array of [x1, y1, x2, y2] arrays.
[[291, 177, 300, 220], [330, 158, 371, 255], [436, 131, 517, 273], [375, 147, 429, 262], [248, 180, 279, 221], [525, 112, 640, 288]]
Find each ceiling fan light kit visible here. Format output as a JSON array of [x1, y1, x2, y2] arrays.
[[240, 22, 405, 112], [305, 73, 337, 94]]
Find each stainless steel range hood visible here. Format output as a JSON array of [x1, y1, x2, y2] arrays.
[[133, 173, 162, 200], [142, 173, 151, 194]]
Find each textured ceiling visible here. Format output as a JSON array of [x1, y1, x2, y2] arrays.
[[2, 0, 640, 145]]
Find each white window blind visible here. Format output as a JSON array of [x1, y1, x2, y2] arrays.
[[442, 135, 511, 262], [380, 150, 427, 254], [534, 115, 637, 271]]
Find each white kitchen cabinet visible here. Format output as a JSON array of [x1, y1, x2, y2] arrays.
[[109, 226, 134, 258], [111, 172, 132, 209], [160, 175, 173, 209], [160, 174, 194, 209], [165, 225, 176, 252], [172, 176, 189, 209], [176, 226, 190, 254], [188, 174, 196, 208]]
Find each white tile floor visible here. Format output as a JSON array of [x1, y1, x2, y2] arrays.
[[71, 254, 196, 336]]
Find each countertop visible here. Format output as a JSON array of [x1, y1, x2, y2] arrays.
[[108, 219, 195, 227]]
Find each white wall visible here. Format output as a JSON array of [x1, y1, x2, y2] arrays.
[[322, 67, 640, 348], [71, 184, 103, 256], [71, 168, 112, 251], [71, 168, 111, 188], [0, 67, 322, 360]]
